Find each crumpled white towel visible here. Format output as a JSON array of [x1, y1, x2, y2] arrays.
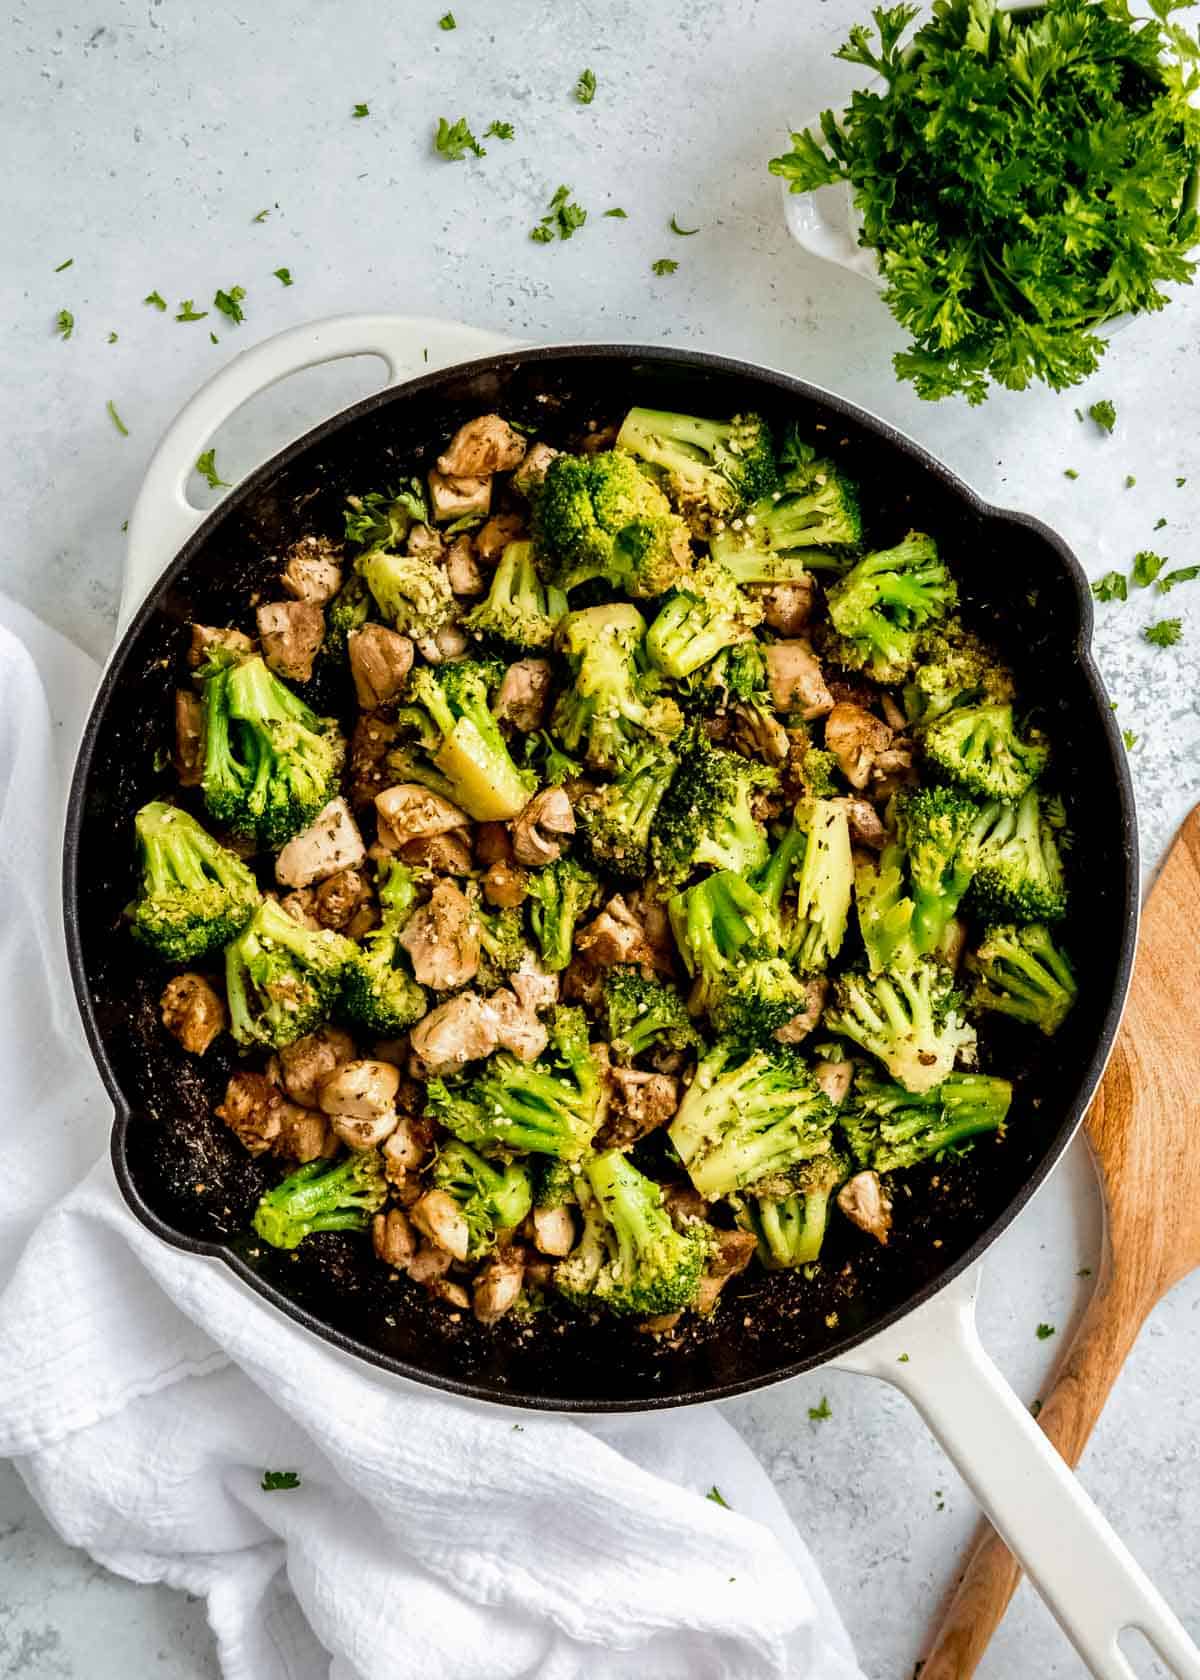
[[0, 595, 864, 1680]]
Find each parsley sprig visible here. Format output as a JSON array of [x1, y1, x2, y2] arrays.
[[435, 116, 485, 160], [530, 184, 587, 242]]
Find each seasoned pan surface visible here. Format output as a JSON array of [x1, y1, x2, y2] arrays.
[[64, 345, 1137, 1409]]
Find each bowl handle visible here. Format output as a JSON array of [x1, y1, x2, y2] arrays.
[[119, 313, 521, 628], [835, 1265, 1199, 1678]]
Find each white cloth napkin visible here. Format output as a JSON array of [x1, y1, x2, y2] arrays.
[[0, 595, 864, 1680]]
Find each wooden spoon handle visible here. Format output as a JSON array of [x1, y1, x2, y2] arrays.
[[918, 1258, 1146, 1680]]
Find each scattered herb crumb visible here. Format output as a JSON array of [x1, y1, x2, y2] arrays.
[[484, 120, 514, 140], [120, 519, 128, 533], [196, 449, 230, 490], [511, 1423, 523, 1432], [54, 257, 74, 272], [106, 399, 129, 436], [1063, 468, 1079, 480], [438, 10, 456, 27], [352, 102, 370, 119], [176, 299, 208, 322], [252, 208, 271, 224], [1123, 729, 1138, 750], [670, 214, 699, 236], [261, 1470, 300, 1491], [435, 116, 485, 160], [1036, 1322, 1056, 1341], [1159, 565, 1200, 594], [214, 285, 246, 325], [1154, 516, 1168, 530], [1088, 399, 1116, 435], [707, 1486, 731, 1508], [1074, 407, 1084, 422], [1132, 550, 1166, 588], [1031, 1399, 1043, 1418], [55, 308, 74, 340], [1091, 572, 1127, 603], [575, 68, 597, 105], [273, 267, 294, 287], [1125, 475, 1137, 489], [651, 257, 679, 275], [530, 183, 587, 242], [808, 1396, 832, 1421], [144, 290, 167, 311], [1145, 618, 1183, 648], [1078, 1267, 1092, 1277], [1177, 476, 1187, 487], [934, 1490, 945, 1511], [108, 331, 118, 343], [898, 1353, 910, 1362], [210, 331, 219, 344], [603, 207, 628, 218]]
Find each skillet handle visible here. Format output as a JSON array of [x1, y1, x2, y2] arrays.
[[119, 313, 520, 629], [834, 1265, 1200, 1679]]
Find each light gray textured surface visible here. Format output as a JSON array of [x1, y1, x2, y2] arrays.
[[3, 1, 1200, 1677]]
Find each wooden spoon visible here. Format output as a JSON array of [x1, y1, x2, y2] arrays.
[[920, 805, 1200, 1680]]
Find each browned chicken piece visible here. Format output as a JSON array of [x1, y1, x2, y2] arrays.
[[532, 1204, 576, 1257], [274, 1105, 337, 1164], [349, 712, 400, 808], [880, 692, 907, 732], [404, 524, 444, 566], [870, 741, 916, 799], [347, 625, 414, 709], [824, 702, 893, 790], [753, 577, 816, 636], [445, 535, 484, 596], [437, 414, 528, 478], [561, 954, 604, 1010], [275, 797, 366, 889], [621, 893, 676, 976], [382, 1115, 430, 1186], [482, 860, 527, 908], [511, 441, 558, 498], [274, 1031, 355, 1109], [473, 1248, 526, 1325], [410, 1188, 472, 1261], [576, 895, 662, 971], [474, 822, 512, 867], [838, 1170, 892, 1246], [493, 658, 553, 733], [402, 831, 475, 874], [474, 512, 527, 566], [280, 534, 343, 605], [397, 879, 479, 990], [731, 702, 789, 767], [187, 623, 254, 673], [663, 1182, 710, 1231], [407, 1242, 455, 1285], [409, 990, 500, 1077], [279, 888, 322, 930], [431, 1278, 472, 1310], [510, 786, 575, 867], [839, 795, 888, 851], [694, 1229, 759, 1316], [256, 600, 324, 684], [638, 1312, 684, 1336], [217, 1072, 282, 1156], [939, 916, 968, 972], [508, 954, 559, 1016], [599, 1068, 680, 1147], [580, 423, 619, 455], [488, 989, 549, 1062], [314, 866, 371, 930], [415, 623, 470, 664], [372, 1207, 418, 1269], [764, 641, 834, 719], [773, 976, 829, 1045], [813, 1057, 854, 1107], [173, 690, 204, 786], [318, 1059, 401, 1149], [427, 469, 492, 524], [524, 1256, 556, 1291], [376, 783, 468, 844], [160, 973, 226, 1055]]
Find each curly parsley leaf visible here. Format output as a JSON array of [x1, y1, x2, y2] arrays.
[[603, 206, 628, 218], [651, 257, 679, 275], [55, 308, 74, 340], [530, 184, 587, 242], [352, 102, 369, 119], [1035, 1323, 1056, 1341], [108, 331, 118, 343], [1132, 550, 1167, 588], [1159, 564, 1200, 593], [273, 267, 294, 286], [1091, 571, 1128, 603], [706, 1485, 731, 1508], [176, 299, 208, 322], [214, 285, 246, 325], [1123, 729, 1138, 750], [670, 214, 699, 236], [106, 399, 129, 436], [575, 68, 597, 105], [1145, 617, 1183, 647], [196, 449, 230, 490], [435, 116, 485, 160], [261, 1470, 301, 1491], [438, 10, 456, 27], [144, 290, 167, 311], [808, 1395, 832, 1421], [1088, 399, 1117, 435], [484, 120, 514, 140]]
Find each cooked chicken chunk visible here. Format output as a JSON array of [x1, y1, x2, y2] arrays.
[[280, 535, 343, 605], [407, 1242, 455, 1285], [427, 470, 492, 524], [437, 414, 527, 478], [372, 1207, 418, 1269], [473, 1248, 526, 1325], [217, 1072, 282, 1156], [313, 866, 370, 930], [838, 1170, 892, 1246], [445, 535, 484, 596], [511, 441, 558, 499], [773, 976, 829, 1044], [474, 512, 527, 566], [694, 1229, 758, 1316], [753, 577, 815, 636], [511, 786, 575, 866], [663, 1183, 710, 1231], [489, 988, 549, 1062], [274, 1105, 336, 1163], [173, 689, 204, 787], [839, 795, 888, 850], [349, 711, 401, 808], [318, 1058, 401, 1149], [405, 521, 445, 562], [275, 797, 365, 889], [256, 600, 324, 684], [415, 623, 470, 663], [813, 1057, 854, 1107], [599, 1068, 680, 1148], [398, 831, 474, 874], [408, 990, 499, 1077], [187, 623, 254, 673], [160, 973, 226, 1056], [732, 701, 789, 766], [493, 658, 552, 732], [278, 888, 322, 930], [375, 783, 468, 845], [764, 641, 834, 718], [576, 895, 661, 970], [411, 1188, 471, 1261], [348, 625, 414, 709], [508, 954, 559, 1016], [532, 1204, 576, 1257], [824, 702, 893, 790], [382, 1114, 430, 1184], [397, 879, 479, 990], [483, 859, 528, 908]]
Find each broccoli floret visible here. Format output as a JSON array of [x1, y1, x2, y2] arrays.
[[426, 1006, 603, 1161], [341, 859, 427, 1036], [922, 702, 1049, 802], [824, 533, 957, 683], [823, 961, 977, 1096], [853, 840, 917, 975], [710, 460, 862, 581], [550, 604, 683, 772], [602, 966, 702, 1061], [902, 619, 1015, 727], [475, 902, 531, 991], [668, 1040, 837, 1198], [966, 923, 1077, 1037], [896, 785, 989, 957], [525, 857, 601, 973], [200, 654, 344, 850], [534, 1157, 578, 1208], [129, 801, 261, 963], [251, 1150, 387, 1250], [734, 1151, 850, 1268], [357, 547, 455, 640], [650, 724, 775, 882], [554, 1151, 708, 1317], [576, 743, 677, 878], [789, 799, 854, 971], [532, 451, 692, 598], [465, 540, 567, 650], [405, 658, 534, 821], [344, 480, 428, 550], [966, 789, 1068, 924], [225, 896, 357, 1049], [668, 868, 785, 1023], [686, 639, 770, 712], [615, 407, 776, 528], [431, 1139, 534, 1258], [841, 1068, 1013, 1172], [711, 956, 812, 1046], [323, 571, 372, 661], [644, 560, 763, 680]]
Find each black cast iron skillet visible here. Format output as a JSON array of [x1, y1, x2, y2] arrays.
[[63, 344, 1138, 1412]]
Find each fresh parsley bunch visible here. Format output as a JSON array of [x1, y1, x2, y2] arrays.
[[770, 0, 1200, 403]]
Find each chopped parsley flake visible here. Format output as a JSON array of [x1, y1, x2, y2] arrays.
[[1159, 565, 1200, 594], [530, 183, 587, 242], [273, 267, 294, 286], [1078, 1266, 1092, 1277], [252, 208, 271, 223], [176, 299, 208, 322], [108, 331, 118, 343], [808, 1395, 832, 1421], [574, 68, 597, 104], [196, 449, 230, 490], [706, 1486, 731, 1508], [484, 120, 514, 140], [1030, 1400, 1043, 1418], [1145, 618, 1183, 648], [1122, 729, 1138, 750], [669, 214, 699, 236], [438, 10, 456, 26], [144, 290, 167, 311], [435, 116, 485, 160], [1177, 476, 1188, 487], [55, 308, 74, 340], [1035, 1323, 1056, 1341], [54, 257, 74, 272], [603, 207, 628, 218], [106, 399, 129, 436], [214, 285, 246, 324], [1091, 572, 1127, 603], [209, 331, 219, 344], [651, 257, 679, 275], [530, 224, 554, 244], [1088, 399, 1116, 434], [897, 1353, 910, 1362], [1132, 550, 1166, 588], [261, 1470, 301, 1491], [352, 103, 370, 119], [1125, 475, 1137, 489], [1063, 468, 1079, 480]]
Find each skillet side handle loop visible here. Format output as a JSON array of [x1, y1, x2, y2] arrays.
[[119, 313, 520, 630], [834, 1266, 1200, 1680]]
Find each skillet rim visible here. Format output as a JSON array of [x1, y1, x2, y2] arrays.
[[62, 341, 1139, 1411]]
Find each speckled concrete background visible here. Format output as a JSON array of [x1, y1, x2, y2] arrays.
[[4, 2, 1199, 1676]]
